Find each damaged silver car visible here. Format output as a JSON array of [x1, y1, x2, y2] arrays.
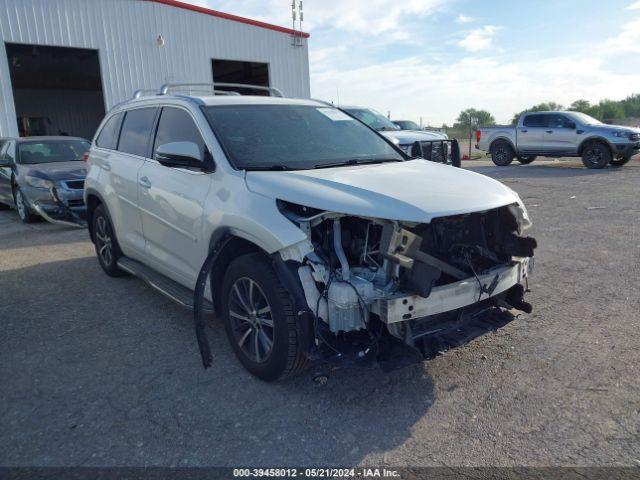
[[85, 84, 536, 381], [0, 136, 89, 226]]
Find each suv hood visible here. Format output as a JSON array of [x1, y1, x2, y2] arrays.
[[381, 130, 447, 144], [246, 159, 520, 223]]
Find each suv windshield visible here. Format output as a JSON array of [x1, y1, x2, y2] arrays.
[[202, 104, 403, 170], [343, 108, 400, 132], [18, 139, 89, 164]]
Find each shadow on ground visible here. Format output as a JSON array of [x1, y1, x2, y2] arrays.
[[1, 257, 436, 466], [467, 161, 621, 179]]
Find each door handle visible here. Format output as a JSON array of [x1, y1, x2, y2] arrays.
[[520, 129, 528, 133], [546, 130, 553, 133], [102, 161, 111, 172], [139, 176, 151, 189]]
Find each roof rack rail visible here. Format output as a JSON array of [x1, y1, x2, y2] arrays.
[[132, 89, 159, 99], [158, 83, 284, 97]]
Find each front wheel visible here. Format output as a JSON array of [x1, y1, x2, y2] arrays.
[[221, 253, 308, 381], [517, 155, 536, 164], [14, 187, 38, 223], [609, 156, 631, 167], [490, 141, 515, 166], [581, 143, 611, 169]]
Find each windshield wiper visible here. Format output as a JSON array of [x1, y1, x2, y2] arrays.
[[243, 164, 301, 171], [313, 158, 401, 169]]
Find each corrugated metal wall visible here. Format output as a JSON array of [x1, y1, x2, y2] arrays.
[[0, 0, 310, 137]]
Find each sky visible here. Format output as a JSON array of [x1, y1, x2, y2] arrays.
[[192, 0, 640, 125]]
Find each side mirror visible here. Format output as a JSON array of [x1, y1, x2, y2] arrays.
[[0, 157, 12, 168], [156, 142, 204, 169], [566, 121, 576, 129]]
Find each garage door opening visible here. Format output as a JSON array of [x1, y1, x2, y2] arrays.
[[212, 59, 270, 96], [5, 43, 105, 139]]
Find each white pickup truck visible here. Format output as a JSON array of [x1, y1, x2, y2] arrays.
[[476, 111, 640, 169]]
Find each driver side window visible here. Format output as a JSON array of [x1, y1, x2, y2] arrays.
[[153, 107, 206, 161]]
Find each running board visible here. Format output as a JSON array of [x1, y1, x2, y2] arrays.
[[117, 257, 214, 313]]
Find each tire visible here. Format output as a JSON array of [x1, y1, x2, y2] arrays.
[[581, 142, 611, 169], [13, 186, 38, 223], [517, 155, 536, 164], [221, 253, 308, 381], [490, 141, 515, 166], [92, 204, 126, 277], [609, 156, 631, 167]]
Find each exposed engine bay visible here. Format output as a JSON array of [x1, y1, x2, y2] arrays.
[[276, 200, 537, 362]]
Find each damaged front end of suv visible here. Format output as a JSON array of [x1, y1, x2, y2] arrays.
[[272, 197, 536, 365]]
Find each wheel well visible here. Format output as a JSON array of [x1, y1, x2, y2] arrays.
[[578, 138, 612, 156], [209, 235, 266, 316], [85, 194, 103, 243], [489, 138, 515, 153]]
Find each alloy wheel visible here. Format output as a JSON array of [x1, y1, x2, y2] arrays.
[[585, 148, 602, 166], [228, 277, 274, 363], [495, 147, 507, 163], [95, 216, 113, 266], [15, 190, 26, 220]]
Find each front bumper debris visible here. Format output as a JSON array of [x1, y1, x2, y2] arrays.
[[374, 257, 533, 324], [28, 184, 87, 228]]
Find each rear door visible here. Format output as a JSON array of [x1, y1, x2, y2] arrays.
[[137, 106, 213, 288], [518, 114, 547, 152], [96, 108, 158, 256], [543, 114, 580, 154]]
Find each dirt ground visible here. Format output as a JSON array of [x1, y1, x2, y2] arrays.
[[0, 158, 639, 467]]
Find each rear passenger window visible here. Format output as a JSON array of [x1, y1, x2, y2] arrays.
[[523, 114, 546, 127], [96, 113, 122, 149], [153, 107, 205, 160], [118, 108, 157, 157]]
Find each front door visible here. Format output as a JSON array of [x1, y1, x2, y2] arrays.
[[137, 106, 212, 288], [543, 114, 580, 154]]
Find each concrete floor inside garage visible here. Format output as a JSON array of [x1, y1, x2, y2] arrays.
[[0, 158, 639, 467]]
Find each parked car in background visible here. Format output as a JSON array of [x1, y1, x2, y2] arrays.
[[85, 84, 535, 382], [392, 120, 422, 130], [476, 111, 640, 169], [0, 136, 89, 224], [342, 106, 454, 164]]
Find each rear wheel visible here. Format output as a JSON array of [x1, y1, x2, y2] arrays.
[[581, 143, 611, 169], [221, 253, 308, 381], [609, 156, 631, 167], [93, 204, 126, 277], [517, 155, 536, 164], [490, 141, 515, 166]]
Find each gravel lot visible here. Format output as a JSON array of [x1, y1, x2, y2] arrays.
[[1, 158, 639, 467]]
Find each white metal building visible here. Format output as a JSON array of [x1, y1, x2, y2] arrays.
[[0, 0, 310, 139]]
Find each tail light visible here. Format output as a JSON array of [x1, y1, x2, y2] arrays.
[[82, 151, 90, 162], [475, 130, 481, 144]]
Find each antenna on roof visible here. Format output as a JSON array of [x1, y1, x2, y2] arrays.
[[291, 0, 304, 47]]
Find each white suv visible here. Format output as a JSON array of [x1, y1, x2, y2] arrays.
[[85, 84, 536, 381]]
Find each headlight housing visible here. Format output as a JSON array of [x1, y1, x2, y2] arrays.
[[24, 176, 54, 189], [612, 130, 631, 138], [508, 192, 532, 234]]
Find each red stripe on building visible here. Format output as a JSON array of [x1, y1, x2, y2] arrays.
[[145, 0, 310, 38]]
